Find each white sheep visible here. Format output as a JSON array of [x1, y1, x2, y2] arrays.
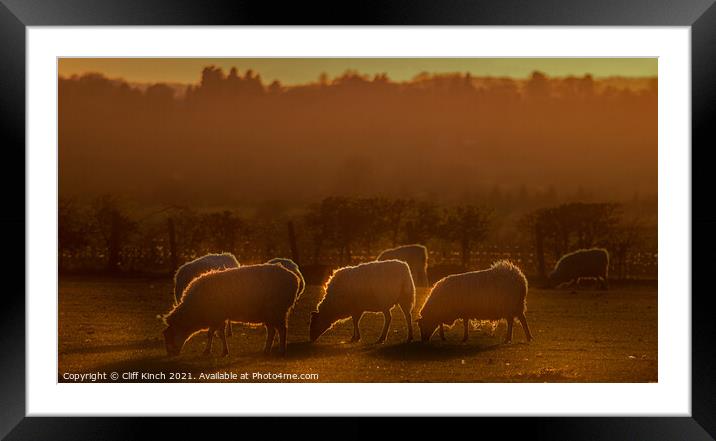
[[173, 252, 240, 337], [377, 244, 429, 287], [310, 259, 415, 344], [548, 248, 609, 290], [418, 260, 532, 343], [173, 252, 239, 305], [266, 258, 305, 297], [161, 263, 301, 356]]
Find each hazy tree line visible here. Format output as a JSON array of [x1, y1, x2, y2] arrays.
[[59, 194, 656, 281], [59, 68, 657, 206]]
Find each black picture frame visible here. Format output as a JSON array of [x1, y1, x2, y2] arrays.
[[2, 0, 714, 438]]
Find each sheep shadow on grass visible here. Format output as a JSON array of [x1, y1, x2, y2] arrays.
[[368, 340, 505, 362], [282, 341, 376, 360]]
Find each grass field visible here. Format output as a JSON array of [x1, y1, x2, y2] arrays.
[[58, 276, 657, 382]]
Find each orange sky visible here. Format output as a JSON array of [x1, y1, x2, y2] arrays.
[[58, 58, 657, 85]]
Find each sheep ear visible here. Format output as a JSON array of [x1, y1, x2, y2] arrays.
[[156, 314, 168, 326]]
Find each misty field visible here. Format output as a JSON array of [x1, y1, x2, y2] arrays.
[[58, 277, 657, 383]]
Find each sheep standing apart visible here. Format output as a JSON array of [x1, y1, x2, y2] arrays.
[[418, 260, 532, 343], [172, 252, 240, 337], [548, 248, 609, 290], [266, 258, 305, 297], [310, 260, 415, 344], [161, 264, 301, 356], [377, 244, 429, 288]]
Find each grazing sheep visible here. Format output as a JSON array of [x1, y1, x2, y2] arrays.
[[160, 264, 301, 356], [310, 259, 415, 344], [173, 252, 240, 337], [267, 258, 305, 297], [377, 244, 429, 287], [418, 260, 532, 344], [173, 253, 239, 305], [548, 248, 609, 290]]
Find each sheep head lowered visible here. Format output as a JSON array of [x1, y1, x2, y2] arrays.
[[416, 317, 440, 343], [309, 310, 334, 342], [547, 248, 609, 289], [546, 267, 564, 288], [160, 316, 193, 356]]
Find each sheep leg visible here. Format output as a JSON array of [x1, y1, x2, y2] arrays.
[[217, 326, 229, 357], [350, 314, 362, 342], [504, 317, 514, 343], [518, 312, 533, 342], [377, 309, 392, 344], [600, 277, 609, 290], [462, 318, 469, 342], [277, 322, 287, 356], [438, 324, 446, 341], [264, 325, 276, 354], [225, 320, 233, 337], [399, 303, 413, 342], [203, 327, 215, 356]]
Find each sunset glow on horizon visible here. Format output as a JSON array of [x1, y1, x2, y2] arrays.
[[58, 57, 657, 85]]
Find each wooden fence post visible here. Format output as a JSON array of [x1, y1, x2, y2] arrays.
[[167, 217, 178, 273], [287, 221, 299, 265], [536, 222, 546, 280]]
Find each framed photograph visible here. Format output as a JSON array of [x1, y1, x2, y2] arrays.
[[5, 0, 715, 438]]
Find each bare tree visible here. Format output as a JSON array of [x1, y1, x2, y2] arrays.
[[91, 195, 137, 273], [304, 196, 397, 265], [517, 211, 546, 279], [202, 210, 246, 256], [521, 202, 621, 278], [439, 204, 493, 268], [403, 201, 441, 245], [58, 197, 88, 271], [608, 215, 646, 280], [384, 198, 413, 247]]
